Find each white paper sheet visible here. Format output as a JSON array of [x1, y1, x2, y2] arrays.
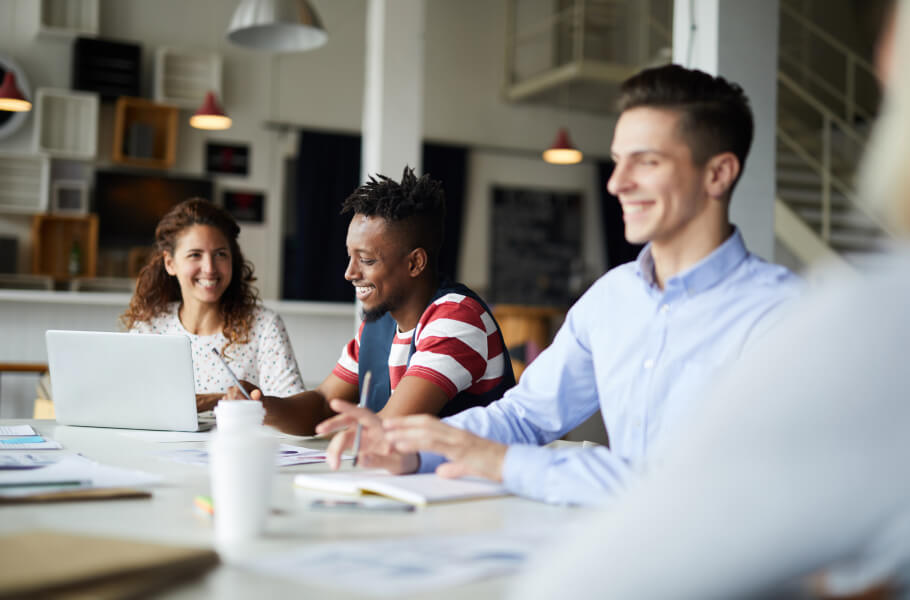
[[0, 453, 61, 469], [0, 454, 162, 490], [245, 530, 559, 596], [158, 443, 335, 467], [0, 425, 37, 436]]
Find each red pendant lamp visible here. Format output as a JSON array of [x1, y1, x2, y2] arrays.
[[0, 71, 31, 112], [542, 127, 583, 165], [190, 91, 231, 130]]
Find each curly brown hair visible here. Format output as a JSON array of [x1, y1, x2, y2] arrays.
[[120, 198, 259, 357]]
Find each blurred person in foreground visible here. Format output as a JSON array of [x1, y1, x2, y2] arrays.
[[511, 1, 910, 598]]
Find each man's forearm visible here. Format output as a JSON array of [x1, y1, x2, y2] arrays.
[[261, 390, 333, 435]]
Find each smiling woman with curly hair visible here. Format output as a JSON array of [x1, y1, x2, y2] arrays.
[[121, 198, 304, 411]]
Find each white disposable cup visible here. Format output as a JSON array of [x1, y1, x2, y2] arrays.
[[209, 401, 275, 544], [213, 399, 266, 432]]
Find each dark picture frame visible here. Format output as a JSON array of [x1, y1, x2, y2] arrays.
[[223, 190, 264, 223], [205, 142, 250, 176]]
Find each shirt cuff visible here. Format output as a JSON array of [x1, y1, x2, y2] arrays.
[[417, 451, 446, 474], [502, 444, 553, 498]]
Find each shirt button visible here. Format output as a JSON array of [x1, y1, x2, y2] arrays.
[[643, 358, 655, 369], [660, 304, 669, 313]]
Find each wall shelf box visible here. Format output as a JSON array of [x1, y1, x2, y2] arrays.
[[51, 179, 89, 214], [34, 88, 99, 159], [154, 47, 222, 109], [0, 154, 50, 214], [72, 37, 141, 99], [31, 214, 98, 280], [38, 0, 99, 38], [112, 97, 178, 169]]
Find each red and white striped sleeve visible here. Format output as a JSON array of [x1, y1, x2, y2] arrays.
[[331, 321, 364, 385]]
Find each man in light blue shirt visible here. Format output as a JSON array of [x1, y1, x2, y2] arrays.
[[318, 64, 801, 506]]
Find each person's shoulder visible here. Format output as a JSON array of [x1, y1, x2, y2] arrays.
[[575, 262, 640, 304], [249, 304, 290, 334], [734, 253, 803, 296], [251, 303, 278, 322], [421, 286, 492, 330], [810, 251, 910, 318]]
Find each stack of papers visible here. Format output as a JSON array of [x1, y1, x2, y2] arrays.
[[0, 454, 161, 500], [0, 425, 62, 450]]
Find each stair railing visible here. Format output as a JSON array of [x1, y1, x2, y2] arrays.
[[779, 2, 879, 125], [777, 72, 895, 242]]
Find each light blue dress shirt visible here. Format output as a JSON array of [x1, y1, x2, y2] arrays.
[[419, 229, 802, 505]]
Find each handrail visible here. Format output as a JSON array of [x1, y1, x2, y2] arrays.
[[778, 72, 866, 146], [778, 54, 873, 123], [776, 128, 855, 202], [779, 2, 878, 124], [777, 126, 896, 240], [780, 3, 876, 75]]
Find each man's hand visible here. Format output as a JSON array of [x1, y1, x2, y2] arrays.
[[316, 399, 419, 473], [382, 415, 508, 483]]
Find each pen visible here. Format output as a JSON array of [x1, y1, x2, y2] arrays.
[[0, 479, 90, 489], [352, 370, 371, 467], [210, 348, 253, 401]]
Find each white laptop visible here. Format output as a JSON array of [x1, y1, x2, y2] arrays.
[[46, 330, 211, 431]]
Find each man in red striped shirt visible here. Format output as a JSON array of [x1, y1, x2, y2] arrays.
[[246, 167, 515, 435]]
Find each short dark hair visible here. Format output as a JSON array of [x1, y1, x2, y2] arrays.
[[617, 64, 754, 175], [341, 166, 446, 269]]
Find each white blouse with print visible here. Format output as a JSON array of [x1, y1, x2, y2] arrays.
[[131, 302, 305, 396]]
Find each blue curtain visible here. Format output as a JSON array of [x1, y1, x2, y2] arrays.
[[283, 131, 468, 300]]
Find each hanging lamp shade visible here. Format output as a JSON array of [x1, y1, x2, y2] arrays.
[[190, 91, 232, 130], [0, 71, 31, 112], [543, 128, 583, 165], [226, 0, 328, 53]]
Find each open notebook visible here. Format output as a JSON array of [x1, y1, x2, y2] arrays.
[[294, 470, 509, 507]]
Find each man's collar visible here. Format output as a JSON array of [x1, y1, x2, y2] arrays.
[[635, 227, 748, 295]]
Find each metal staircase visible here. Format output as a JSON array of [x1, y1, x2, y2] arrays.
[[502, 0, 890, 270], [774, 1, 893, 270]]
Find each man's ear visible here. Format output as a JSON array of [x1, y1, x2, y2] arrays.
[[163, 251, 176, 276], [704, 152, 741, 199], [407, 248, 428, 278]]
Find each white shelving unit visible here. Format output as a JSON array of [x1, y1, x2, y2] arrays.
[[33, 88, 99, 159], [37, 0, 99, 37], [154, 47, 222, 109], [0, 154, 50, 214]]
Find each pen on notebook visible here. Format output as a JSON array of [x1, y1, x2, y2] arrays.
[[210, 348, 253, 401], [352, 370, 372, 467]]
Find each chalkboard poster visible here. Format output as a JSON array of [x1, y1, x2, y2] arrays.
[[489, 186, 582, 307]]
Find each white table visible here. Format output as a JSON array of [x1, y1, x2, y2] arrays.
[[0, 420, 582, 599]]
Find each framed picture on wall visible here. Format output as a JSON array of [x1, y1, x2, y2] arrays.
[[51, 180, 89, 214], [206, 142, 250, 176], [223, 189, 264, 223], [489, 186, 583, 307]]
